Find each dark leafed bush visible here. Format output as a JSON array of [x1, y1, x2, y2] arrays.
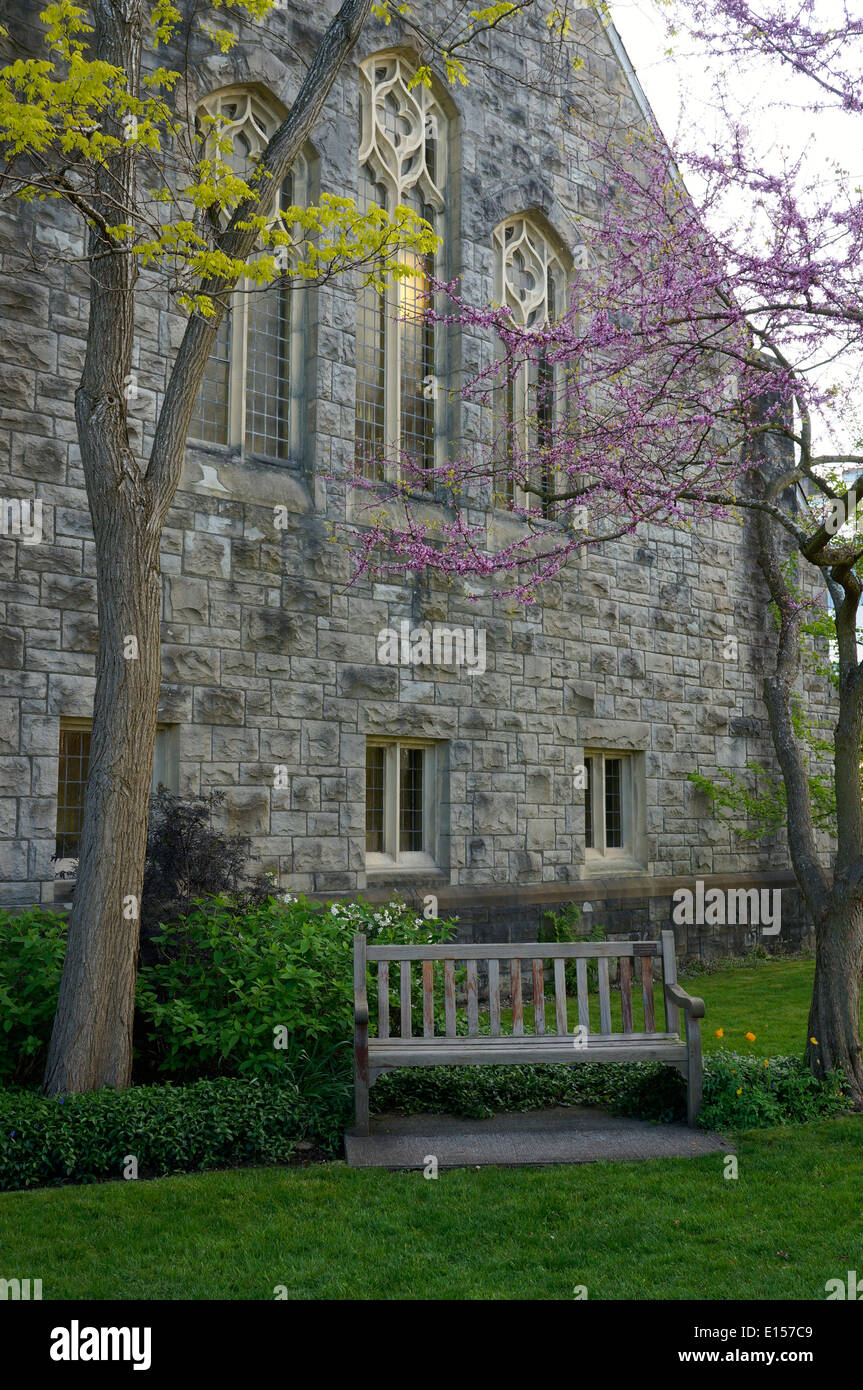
[[0, 1071, 341, 1191], [135, 894, 456, 1080], [371, 1060, 686, 1122], [141, 787, 274, 946], [0, 893, 457, 1089]]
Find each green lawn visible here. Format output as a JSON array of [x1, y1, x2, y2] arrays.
[[687, 959, 820, 1058], [485, 957, 821, 1058], [0, 1118, 860, 1299], [2, 955, 859, 1301]]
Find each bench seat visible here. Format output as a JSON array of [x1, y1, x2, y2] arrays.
[[370, 1033, 687, 1069]]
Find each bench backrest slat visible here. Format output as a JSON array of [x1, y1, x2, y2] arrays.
[[576, 957, 590, 1032], [466, 960, 479, 1036], [511, 961, 524, 1036], [422, 960, 434, 1038], [553, 959, 567, 1034], [641, 955, 655, 1033], [444, 959, 457, 1037], [488, 960, 501, 1036], [378, 960, 390, 1039], [619, 955, 633, 1033], [532, 959, 545, 1035]]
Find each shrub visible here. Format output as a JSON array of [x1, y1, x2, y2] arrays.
[[0, 909, 67, 1085], [372, 1060, 686, 1122], [698, 1050, 846, 1129], [141, 788, 273, 944], [372, 1050, 848, 1129], [0, 1070, 347, 1192], [0, 894, 457, 1088], [135, 894, 456, 1080]]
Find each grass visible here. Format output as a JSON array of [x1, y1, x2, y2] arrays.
[[0, 955, 856, 1300], [0, 1117, 860, 1299], [480, 955, 821, 1058], [685, 958, 820, 1058]]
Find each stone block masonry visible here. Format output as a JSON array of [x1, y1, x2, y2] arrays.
[[0, 0, 834, 953]]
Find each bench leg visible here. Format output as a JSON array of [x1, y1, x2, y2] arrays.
[[354, 1055, 370, 1136], [686, 1018, 703, 1127]]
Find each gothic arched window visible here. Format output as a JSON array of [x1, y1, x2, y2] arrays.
[[189, 87, 310, 463], [355, 54, 447, 485], [493, 214, 570, 516]]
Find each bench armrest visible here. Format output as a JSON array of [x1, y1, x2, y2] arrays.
[[354, 997, 369, 1027], [665, 982, 705, 1019]]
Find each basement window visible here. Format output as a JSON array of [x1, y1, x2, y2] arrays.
[[54, 720, 178, 881], [365, 739, 440, 871], [583, 749, 644, 871]]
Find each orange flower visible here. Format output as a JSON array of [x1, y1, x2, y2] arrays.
[[715, 1028, 724, 1038], [745, 1032, 756, 1042]]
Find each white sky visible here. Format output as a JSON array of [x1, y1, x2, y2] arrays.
[[611, 0, 862, 179], [610, 0, 863, 456]]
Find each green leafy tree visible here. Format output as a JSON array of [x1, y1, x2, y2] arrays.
[[0, 0, 559, 1094]]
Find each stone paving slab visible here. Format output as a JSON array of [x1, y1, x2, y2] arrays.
[[344, 1106, 732, 1169]]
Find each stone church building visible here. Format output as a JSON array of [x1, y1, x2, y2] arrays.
[[0, 1, 828, 953]]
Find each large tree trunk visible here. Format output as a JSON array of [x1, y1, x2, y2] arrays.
[[805, 901, 863, 1097], [43, 0, 148, 1095]]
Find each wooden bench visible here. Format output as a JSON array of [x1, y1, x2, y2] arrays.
[[352, 930, 705, 1134]]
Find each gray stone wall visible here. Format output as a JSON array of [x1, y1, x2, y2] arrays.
[[0, 1, 834, 953]]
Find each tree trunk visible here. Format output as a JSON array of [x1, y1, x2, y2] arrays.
[[805, 900, 863, 1101], [43, 470, 162, 1094]]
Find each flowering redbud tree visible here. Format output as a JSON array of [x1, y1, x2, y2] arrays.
[[347, 1, 863, 1099]]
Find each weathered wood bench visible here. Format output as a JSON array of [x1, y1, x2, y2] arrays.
[[352, 930, 705, 1134]]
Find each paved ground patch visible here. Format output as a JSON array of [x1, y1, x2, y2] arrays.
[[345, 1106, 732, 1168]]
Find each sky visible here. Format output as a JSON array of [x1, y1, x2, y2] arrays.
[[610, 0, 861, 178], [610, 0, 863, 458]]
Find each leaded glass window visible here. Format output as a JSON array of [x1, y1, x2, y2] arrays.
[[356, 55, 446, 486], [493, 214, 570, 515], [189, 88, 309, 463]]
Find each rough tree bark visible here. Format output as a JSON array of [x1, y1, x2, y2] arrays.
[[43, 0, 374, 1095]]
